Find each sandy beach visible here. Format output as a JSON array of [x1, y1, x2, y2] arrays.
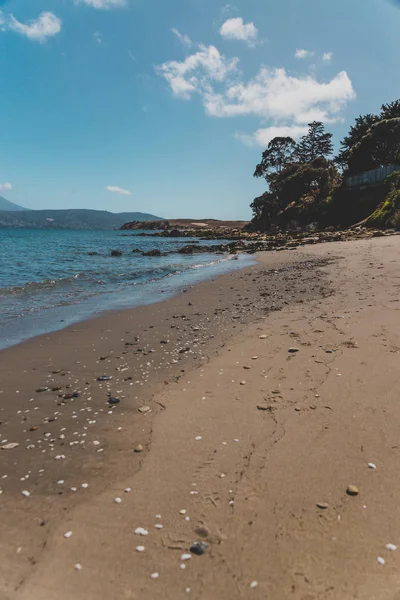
[[1, 234, 400, 599]]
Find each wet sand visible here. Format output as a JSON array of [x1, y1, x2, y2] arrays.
[[1, 235, 400, 599]]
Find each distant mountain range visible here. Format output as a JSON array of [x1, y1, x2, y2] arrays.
[[0, 197, 163, 229], [0, 196, 28, 211]]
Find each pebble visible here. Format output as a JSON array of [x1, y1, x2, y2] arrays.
[[74, 564, 82, 571], [124, 488, 132, 493], [180, 509, 187, 515], [377, 556, 385, 565], [136, 546, 145, 552], [154, 524, 163, 529], [64, 531, 73, 539], [21, 490, 30, 497], [190, 541, 208, 556], [386, 543, 397, 551], [181, 553, 192, 561], [346, 485, 359, 496], [288, 347, 299, 353], [97, 376, 113, 381], [259, 335, 267, 339], [138, 406, 151, 414], [316, 502, 329, 509], [195, 436, 202, 441], [36, 387, 49, 393], [250, 581, 258, 589], [108, 397, 120, 405], [240, 381, 247, 386], [195, 526, 210, 539], [114, 497, 122, 504], [1, 442, 19, 450], [150, 572, 159, 579], [134, 445, 144, 453], [81, 483, 89, 489], [368, 463, 377, 469], [135, 527, 149, 536]]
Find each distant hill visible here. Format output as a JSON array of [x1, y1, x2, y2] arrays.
[[0, 208, 164, 229], [0, 196, 28, 211]]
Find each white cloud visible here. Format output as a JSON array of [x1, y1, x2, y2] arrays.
[[322, 52, 333, 62], [156, 44, 238, 100], [295, 49, 314, 59], [0, 182, 12, 193], [235, 125, 308, 147], [157, 44, 356, 147], [78, 0, 126, 8], [8, 12, 61, 42], [0, 11, 5, 31], [93, 31, 102, 44], [219, 17, 258, 45], [171, 28, 192, 49], [203, 68, 355, 124], [106, 185, 131, 195]]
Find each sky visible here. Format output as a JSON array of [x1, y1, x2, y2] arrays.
[[0, 0, 400, 220]]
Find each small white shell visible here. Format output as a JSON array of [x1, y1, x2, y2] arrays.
[[150, 572, 159, 579], [64, 531, 73, 539], [195, 436, 202, 441], [179, 509, 187, 515], [21, 490, 30, 497], [136, 546, 145, 552], [250, 581, 258, 589], [377, 556, 385, 565], [386, 543, 397, 551], [74, 564, 82, 571], [181, 554, 191, 561], [368, 463, 377, 469], [114, 497, 122, 504], [135, 527, 149, 536]]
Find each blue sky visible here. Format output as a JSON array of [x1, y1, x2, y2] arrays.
[[0, 0, 399, 219]]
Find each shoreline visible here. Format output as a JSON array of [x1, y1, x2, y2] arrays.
[[2, 236, 400, 598]]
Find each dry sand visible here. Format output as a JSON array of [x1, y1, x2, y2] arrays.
[[1, 235, 400, 599]]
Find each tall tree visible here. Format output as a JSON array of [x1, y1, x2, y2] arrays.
[[348, 118, 400, 174], [294, 122, 333, 163], [254, 137, 297, 183], [335, 113, 379, 170], [380, 99, 400, 119]]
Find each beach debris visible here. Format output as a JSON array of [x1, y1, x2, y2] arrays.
[[74, 564, 82, 571], [368, 462, 377, 469], [136, 546, 145, 552], [114, 497, 122, 504], [134, 445, 144, 453], [190, 541, 208, 556], [316, 502, 329, 509], [138, 406, 151, 414], [346, 485, 359, 496], [135, 527, 149, 536], [64, 531, 73, 539], [108, 397, 120, 405], [1, 442, 19, 450], [377, 556, 385, 565], [97, 376, 113, 381], [288, 347, 299, 353], [21, 490, 30, 497], [150, 572, 159, 580], [386, 543, 397, 551], [250, 581, 258, 589]]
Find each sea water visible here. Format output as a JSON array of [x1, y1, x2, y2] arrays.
[[0, 228, 255, 349]]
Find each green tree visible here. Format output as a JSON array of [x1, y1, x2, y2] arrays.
[[380, 100, 400, 120], [254, 137, 297, 183], [335, 113, 379, 170], [348, 118, 400, 173], [294, 121, 333, 163]]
